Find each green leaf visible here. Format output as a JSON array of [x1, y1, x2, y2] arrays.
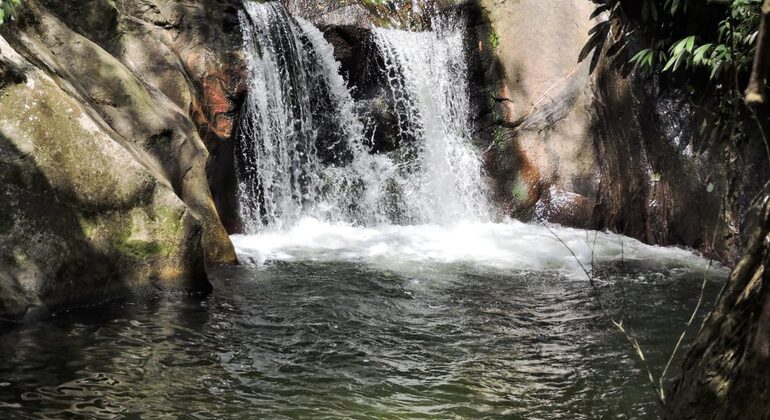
[[630, 48, 655, 68], [710, 61, 723, 79], [693, 43, 713, 65], [663, 54, 679, 71], [685, 36, 695, 53]]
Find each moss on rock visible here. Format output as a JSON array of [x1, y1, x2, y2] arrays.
[[0, 31, 209, 319]]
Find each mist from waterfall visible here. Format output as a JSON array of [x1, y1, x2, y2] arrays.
[[236, 2, 489, 233]]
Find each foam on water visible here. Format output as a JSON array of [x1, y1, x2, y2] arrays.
[[231, 218, 722, 279]]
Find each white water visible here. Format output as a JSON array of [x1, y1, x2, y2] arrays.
[[234, 3, 720, 279], [237, 3, 391, 231], [232, 218, 723, 279], [373, 19, 490, 223], [237, 3, 489, 231]]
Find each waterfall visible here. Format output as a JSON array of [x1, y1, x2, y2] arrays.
[[372, 17, 490, 224], [236, 2, 489, 233]]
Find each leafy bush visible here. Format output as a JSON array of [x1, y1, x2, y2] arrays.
[[590, 0, 761, 80]]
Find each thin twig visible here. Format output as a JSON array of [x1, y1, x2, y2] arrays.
[[541, 222, 605, 311], [540, 222, 658, 401], [540, 220, 713, 408], [612, 319, 665, 406], [658, 260, 713, 403]]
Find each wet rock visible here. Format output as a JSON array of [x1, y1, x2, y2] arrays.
[[286, 0, 462, 30]]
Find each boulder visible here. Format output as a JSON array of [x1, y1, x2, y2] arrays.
[[26, 0, 243, 261], [0, 0, 247, 317], [0, 35, 206, 318], [473, 0, 768, 263]]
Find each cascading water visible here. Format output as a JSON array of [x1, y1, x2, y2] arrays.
[[236, 2, 490, 234], [236, 2, 368, 232], [372, 18, 490, 224]]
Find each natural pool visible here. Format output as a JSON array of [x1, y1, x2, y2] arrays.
[[0, 221, 726, 419]]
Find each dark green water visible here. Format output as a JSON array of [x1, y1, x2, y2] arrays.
[[0, 262, 722, 419]]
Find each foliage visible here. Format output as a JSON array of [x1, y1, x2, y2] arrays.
[[0, 0, 21, 25], [586, 0, 765, 146], [589, 0, 761, 79]]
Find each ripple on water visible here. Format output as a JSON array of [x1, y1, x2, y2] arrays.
[[0, 253, 725, 419]]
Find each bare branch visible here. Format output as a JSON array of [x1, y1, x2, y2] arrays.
[[540, 220, 715, 408]]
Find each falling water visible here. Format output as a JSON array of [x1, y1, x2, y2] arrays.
[[372, 17, 490, 224], [236, 2, 490, 232], [237, 2, 388, 232]]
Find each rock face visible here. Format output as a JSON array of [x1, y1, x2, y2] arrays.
[[0, 0, 244, 318], [472, 0, 768, 264], [283, 0, 460, 29]]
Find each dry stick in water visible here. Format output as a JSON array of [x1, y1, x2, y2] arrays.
[[540, 221, 714, 407]]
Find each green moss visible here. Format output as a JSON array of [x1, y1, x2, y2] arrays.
[[488, 31, 500, 50], [106, 205, 184, 260], [114, 239, 172, 259], [493, 126, 509, 150], [11, 248, 27, 266], [512, 181, 529, 203], [153, 205, 184, 238]]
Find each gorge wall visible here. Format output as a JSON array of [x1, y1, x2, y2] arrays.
[[477, 0, 768, 266], [0, 0, 244, 318]]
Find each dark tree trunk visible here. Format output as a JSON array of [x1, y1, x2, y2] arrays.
[[746, 0, 770, 104], [667, 198, 770, 419]]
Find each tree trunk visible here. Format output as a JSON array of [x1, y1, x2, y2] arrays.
[[667, 197, 770, 419], [745, 0, 770, 104]]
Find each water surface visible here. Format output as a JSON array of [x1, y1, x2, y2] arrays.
[[0, 222, 726, 419]]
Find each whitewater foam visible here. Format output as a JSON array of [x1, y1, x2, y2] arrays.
[[231, 218, 723, 280]]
